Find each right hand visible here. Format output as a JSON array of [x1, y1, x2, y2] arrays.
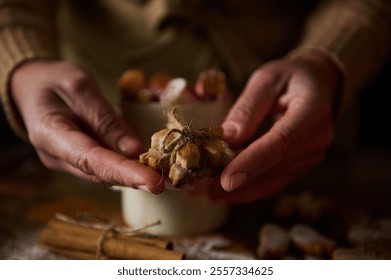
[[10, 60, 164, 193]]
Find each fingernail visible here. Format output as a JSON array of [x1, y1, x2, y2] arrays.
[[229, 172, 248, 191], [223, 124, 237, 140], [137, 184, 151, 193], [118, 136, 142, 155]]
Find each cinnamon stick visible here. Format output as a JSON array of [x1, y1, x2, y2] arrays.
[[47, 218, 172, 249], [39, 244, 109, 260], [38, 216, 184, 260]]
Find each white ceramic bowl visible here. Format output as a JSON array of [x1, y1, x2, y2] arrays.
[[116, 98, 231, 236]]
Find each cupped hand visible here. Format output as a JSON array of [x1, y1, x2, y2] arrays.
[[210, 52, 341, 203], [10, 60, 164, 193]]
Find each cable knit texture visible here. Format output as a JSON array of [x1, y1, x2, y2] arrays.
[[290, 0, 391, 113], [0, 0, 59, 139]]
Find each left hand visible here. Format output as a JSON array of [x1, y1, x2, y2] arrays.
[[208, 52, 341, 203], [10, 61, 164, 193]]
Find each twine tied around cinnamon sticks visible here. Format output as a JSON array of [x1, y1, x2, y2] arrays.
[[37, 213, 184, 260], [140, 108, 234, 186]]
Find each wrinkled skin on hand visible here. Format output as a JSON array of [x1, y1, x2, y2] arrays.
[[186, 52, 340, 204], [11, 61, 164, 193]]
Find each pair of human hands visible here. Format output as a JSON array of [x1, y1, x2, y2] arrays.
[[10, 52, 339, 204]]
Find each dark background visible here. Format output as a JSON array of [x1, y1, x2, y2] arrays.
[[358, 58, 391, 150]]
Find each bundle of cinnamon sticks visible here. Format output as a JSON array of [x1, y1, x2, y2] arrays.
[[37, 214, 184, 260]]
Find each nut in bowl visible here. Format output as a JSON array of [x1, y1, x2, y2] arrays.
[[115, 69, 233, 236]]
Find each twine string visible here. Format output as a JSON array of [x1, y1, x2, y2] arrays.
[[162, 128, 184, 153], [161, 108, 213, 156], [96, 223, 116, 260]]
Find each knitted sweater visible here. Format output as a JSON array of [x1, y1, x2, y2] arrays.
[[1, 0, 391, 138]]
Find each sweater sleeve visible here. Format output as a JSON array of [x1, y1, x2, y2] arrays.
[[289, 0, 391, 115], [0, 0, 59, 139]]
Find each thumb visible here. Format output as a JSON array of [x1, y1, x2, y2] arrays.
[[222, 69, 284, 148], [56, 73, 144, 157], [89, 106, 144, 158]]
